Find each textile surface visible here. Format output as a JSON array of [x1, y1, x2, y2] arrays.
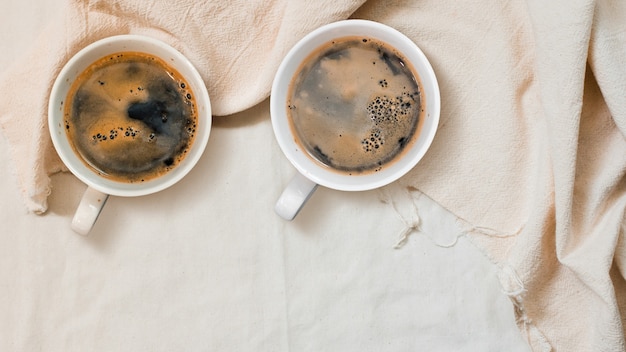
[[0, 0, 624, 350]]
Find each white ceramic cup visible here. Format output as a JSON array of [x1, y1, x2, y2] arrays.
[[271, 20, 440, 220], [49, 35, 211, 235]]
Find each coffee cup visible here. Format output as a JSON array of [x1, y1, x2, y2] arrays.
[[48, 35, 211, 234], [271, 20, 440, 220]]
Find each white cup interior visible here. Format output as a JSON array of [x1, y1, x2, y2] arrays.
[[270, 20, 440, 191], [48, 35, 211, 197]]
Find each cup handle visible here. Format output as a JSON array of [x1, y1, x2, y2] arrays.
[[275, 172, 319, 220], [71, 187, 109, 235]]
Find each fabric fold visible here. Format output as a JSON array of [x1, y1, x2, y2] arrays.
[[0, 0, 365, 213], [351, 0, 626, 350], [1, 0, 625, 350]]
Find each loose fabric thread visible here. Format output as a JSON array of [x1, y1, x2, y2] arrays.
[[385, 187, 524, 249], [384, 187, 421, 249], [383, 187, 550, 348]]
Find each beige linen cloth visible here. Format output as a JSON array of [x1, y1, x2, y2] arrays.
[[0, 0, 624, 350]]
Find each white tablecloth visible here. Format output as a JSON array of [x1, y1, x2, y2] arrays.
[[0, 1, 529, 350]]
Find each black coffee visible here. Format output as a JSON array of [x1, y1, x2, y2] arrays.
[[64, 52, 197, 183], [287, 37, 423, 174]]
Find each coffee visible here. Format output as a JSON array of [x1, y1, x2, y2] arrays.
[[286, 36, 423, 174], [64, 52, 197, 183]]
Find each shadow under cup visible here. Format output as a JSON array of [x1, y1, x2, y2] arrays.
[[271, 20, 440, 194], [49, 35, 211, 198]]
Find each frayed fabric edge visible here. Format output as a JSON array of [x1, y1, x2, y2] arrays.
[[380, 185, 552, 351], [498, 264, 553, 352]]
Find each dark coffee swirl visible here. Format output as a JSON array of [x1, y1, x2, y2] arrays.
[[65, 52, 197, 183]]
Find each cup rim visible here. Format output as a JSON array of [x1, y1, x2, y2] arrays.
[[270, 19, 440, 191], [48, 34, 211, 197]]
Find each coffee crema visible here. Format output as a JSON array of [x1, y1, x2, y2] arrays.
[[64, 52, 197, 183], [286, 36, 424, 175]]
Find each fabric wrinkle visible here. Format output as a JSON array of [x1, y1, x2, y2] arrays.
[[1, 0, 626, 350]]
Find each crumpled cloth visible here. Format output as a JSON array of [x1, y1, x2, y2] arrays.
[[0, 0, 365, 213], [0, 0, 625, 350]]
